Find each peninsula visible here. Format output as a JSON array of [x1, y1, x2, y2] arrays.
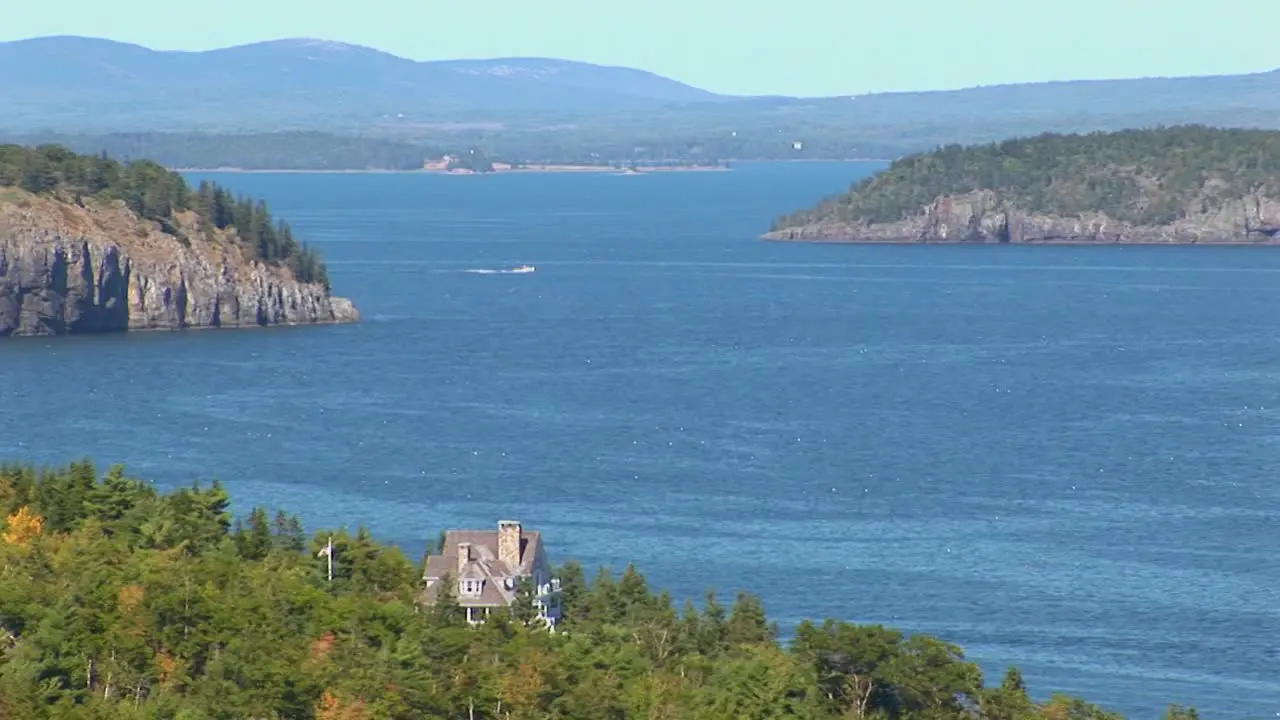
[[0, 145, 357, 336], [765, 125, 1280, 245]]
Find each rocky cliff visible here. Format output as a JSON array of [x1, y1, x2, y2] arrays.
[[0, 190, 358, 336], [763, 189, 1280, 245]]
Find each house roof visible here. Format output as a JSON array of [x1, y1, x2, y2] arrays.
[[421, 527, 544, 608]]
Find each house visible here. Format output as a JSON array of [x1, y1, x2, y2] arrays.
[[421, 520, 561, 629]]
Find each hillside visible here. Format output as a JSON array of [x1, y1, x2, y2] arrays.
[[0, 460, 1201, 719], [2, 37, 1280, 164], [766, 126, 1280, 244], [0, 131, 442, 171], [0, 36, 723, 134], [0, 144, 357, 335]]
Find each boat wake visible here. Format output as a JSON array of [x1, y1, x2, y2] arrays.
[[464, 265, 536, 275]]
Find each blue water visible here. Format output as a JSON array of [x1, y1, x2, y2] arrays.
[[2, 162, 1278, 718]]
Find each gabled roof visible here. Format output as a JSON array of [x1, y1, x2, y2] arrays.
[[421, 528, 544, 607]]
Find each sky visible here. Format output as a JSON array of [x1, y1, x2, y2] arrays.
[[4, 0, 1279, 97]]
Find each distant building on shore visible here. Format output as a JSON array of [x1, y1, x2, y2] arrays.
[[420, 520, 561, 629]]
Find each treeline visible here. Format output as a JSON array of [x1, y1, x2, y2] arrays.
[[391, 106, 1280, 166], [0, 144, 329, 287], [0, 461, 1205, 719], [0, 132, 440, 172], [190, 181, 328, 289], [8, 95, 1280, 168], [400, 120, 897, 165], [772, 125, 1280, 230]]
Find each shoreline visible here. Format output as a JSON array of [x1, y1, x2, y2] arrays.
[[762, 235, 1280, 247], [171, 159, 888, 174], [174, 164, 734, 175]]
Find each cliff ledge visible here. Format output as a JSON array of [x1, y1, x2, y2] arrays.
[[763, 189, 1280, 245], [765, 126, 1280, 245], [0, 189, 358, 336]]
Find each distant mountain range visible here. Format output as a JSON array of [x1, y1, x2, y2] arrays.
[[2, 35, 1280, 162], [0, 36, 735, 132]]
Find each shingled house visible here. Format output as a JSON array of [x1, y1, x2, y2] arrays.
[[421, 520, 561, 629]]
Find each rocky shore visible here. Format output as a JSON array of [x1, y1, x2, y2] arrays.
[[764, 190, 1280, 245], [0, 190, 358, 336]]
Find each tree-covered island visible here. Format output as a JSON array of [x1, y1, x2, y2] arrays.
[[0, 461, 1206, 719], [766, 125, 1280, 245], [0, 145, 356, 336]]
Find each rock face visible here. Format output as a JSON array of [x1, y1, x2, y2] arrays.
[[0, 192, 358, 336], [763, 190, 1280, 245]]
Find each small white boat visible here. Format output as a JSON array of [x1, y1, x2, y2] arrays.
[[510, 265, 536, 274]]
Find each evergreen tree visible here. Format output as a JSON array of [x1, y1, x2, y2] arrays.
[[554, 560, 587, 629], [510, 575, 540, 626], [0, 459, 1180, 720], [725, 590, 774, 645], [18, 155, 58, 194], [431, 571, 466, 627], [615, 563, 651, 619], [267, 510, 306, 553], [236, 507, 273, 560], [698, 590, 729, 657]]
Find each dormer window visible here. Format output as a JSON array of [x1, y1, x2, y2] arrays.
[[461, 579, 482, 596]]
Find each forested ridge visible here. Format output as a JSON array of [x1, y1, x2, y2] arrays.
[[772, 126, 1280, 231], [0, 133, 441, 172], [0, 461, 1205, 719], [0, 144, 329, 289]]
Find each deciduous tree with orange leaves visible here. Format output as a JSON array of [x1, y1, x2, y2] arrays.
[[1, 506, 42, 547]]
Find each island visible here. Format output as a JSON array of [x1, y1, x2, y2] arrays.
[[765, 125, 1280, 245], [0, 144, 357, 336]]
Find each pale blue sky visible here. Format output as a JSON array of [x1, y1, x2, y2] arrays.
[[5, 0, 1279, 97]]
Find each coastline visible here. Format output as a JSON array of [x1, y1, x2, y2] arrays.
[[762, 234, 1280, 246], [498, 164, 730, 174], [169, 159, 891, 174], [174, 164, 733, 174]]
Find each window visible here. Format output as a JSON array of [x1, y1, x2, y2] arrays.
[[460, 579, 482, 596]]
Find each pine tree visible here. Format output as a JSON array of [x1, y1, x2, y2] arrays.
[[270, 510, 307, 553], [511, 576, 540, 626], [431, 571, 466, 627], [236, 507, 273, 560], [726, 591, 774, 645], [19, 155, 58, 194], [615, 563, 651, 620], [86, 464, 148, 528], [555, 560, 586, 629], [698, 590, 729, 657]]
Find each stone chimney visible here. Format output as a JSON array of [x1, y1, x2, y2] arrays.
[[456, 542, 472, 574], [497, 520, 522, 569]]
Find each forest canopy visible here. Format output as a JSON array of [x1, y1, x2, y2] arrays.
[[772, 125, 1280, 231], [0, 132, 440, 172], [0, 144, 329, 288], [0, 460, 1204, 719]]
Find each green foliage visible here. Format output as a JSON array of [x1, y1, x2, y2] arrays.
[[190, 180, 329, 288], [510, 575, 541, 626], [0, 461, 1200, 719], [1, 131, 443, 171], [0, 144, 331, 289], [773, 125, 1280, 230]]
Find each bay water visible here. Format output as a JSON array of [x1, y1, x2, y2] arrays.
[[1, 163, 1277, 718]]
